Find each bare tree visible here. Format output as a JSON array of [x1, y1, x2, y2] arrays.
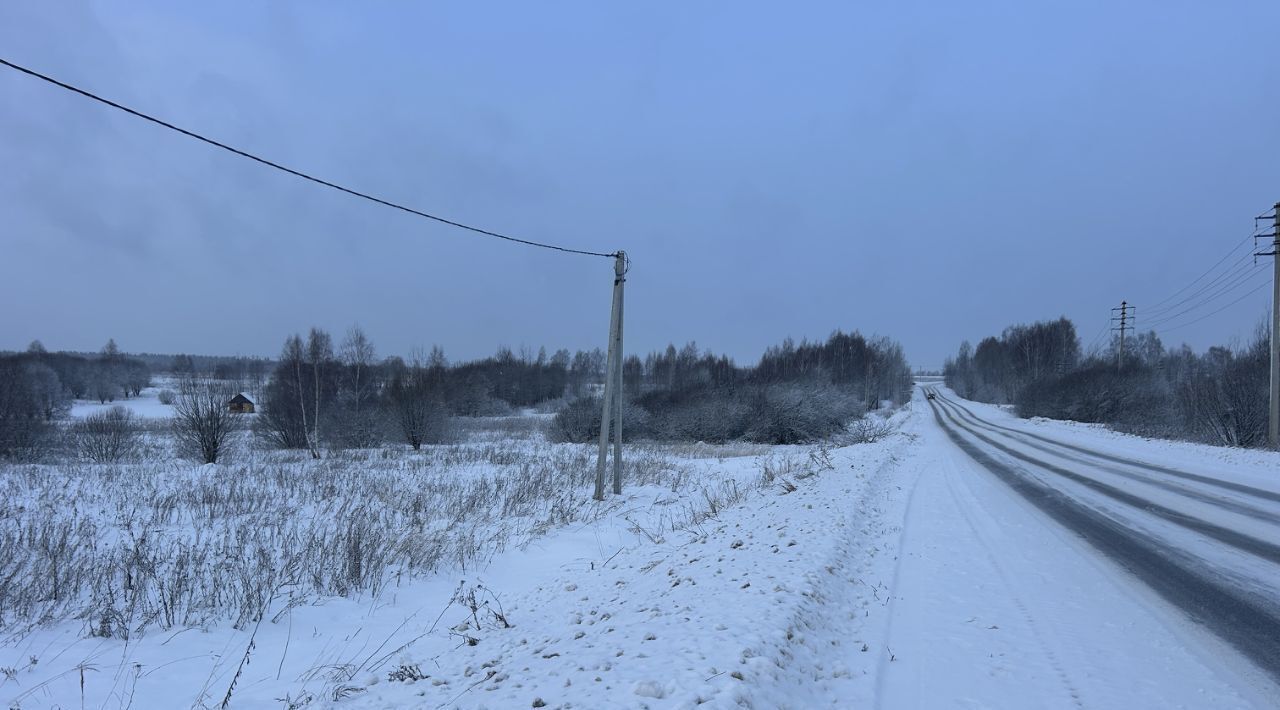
[[123, 360, 151, 397], [341, 327, 376, 402], [101, 338, 121, 361], [427, 345, 448, 370], [305, 328, 333, 458], [89, 366, 122, 404], [0, 359, 58, 460], [287, 334, 310, 452], [386, 356, 449, 450], [24, 361, 68, 420], [73, 406, 138, 463], [333, 325, 382, 448], [173, 380, 241, 464], [257, 336, 310, 450], [172, 354, 196, 376]]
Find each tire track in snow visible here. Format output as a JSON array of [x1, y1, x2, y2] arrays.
[[873, 434, 1086, 709], [937, 394, 1280, 505], [935, 394, 1280, 526], [930, 394, 1280, 566], [925, 394, 1280, 687], [938, 456, 1085, 709], [870, 441, 931, 709]]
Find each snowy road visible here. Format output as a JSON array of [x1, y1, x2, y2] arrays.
[[888, 387, 1280, 707]]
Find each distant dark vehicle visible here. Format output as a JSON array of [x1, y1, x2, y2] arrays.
[[925, 392, 937, 400]]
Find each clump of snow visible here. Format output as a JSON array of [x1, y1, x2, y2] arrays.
[[632, 680, 666, 698]]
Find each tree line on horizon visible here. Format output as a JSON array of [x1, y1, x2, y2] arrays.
[[1, 325, 913, 462], [554, 330, 913, 445], [943, 317, 1271, 448], [0, 339, 152, 458]]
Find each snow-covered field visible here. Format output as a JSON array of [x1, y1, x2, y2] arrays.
[[68, 377, 181, 420], [5, 389, 1279, 709], [0, 407, 913, 708]]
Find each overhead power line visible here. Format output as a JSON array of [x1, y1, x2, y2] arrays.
[[1146, 262, 1267, 329], [1085, 322, 1110, 353], [1144, 235, 1257, 317], [1147, 258, 1262, 324], [0, 57, 618, 260], [1159, 278, 1272, 335]]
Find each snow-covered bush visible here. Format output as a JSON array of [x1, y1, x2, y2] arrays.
[[549, 396, 650, 443], [622, 384, 863, 445], [742, 385, 864, 445], [846, 415, 897, 444]]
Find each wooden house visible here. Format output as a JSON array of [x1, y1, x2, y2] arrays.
[[228, 393, 255, 414]]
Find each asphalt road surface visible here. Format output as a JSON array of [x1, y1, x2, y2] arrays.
[[925, 389, 1280, 687]]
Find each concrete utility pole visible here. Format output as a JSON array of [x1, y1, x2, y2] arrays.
[[595, 252, 627, 500], [1266, 204, 1280, 448], [612, 254, 626, 496]]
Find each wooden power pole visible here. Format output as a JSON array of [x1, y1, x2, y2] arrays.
[[595, 252, 627, 500]]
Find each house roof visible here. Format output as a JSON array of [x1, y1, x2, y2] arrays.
[[228, 393, 254, 404]]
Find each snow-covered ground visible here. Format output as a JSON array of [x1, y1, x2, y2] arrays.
[[4, 391, 1278, 708], [0, 410, 913, 709], [68, 378, 178, 420], [343, 424, 914, 709]]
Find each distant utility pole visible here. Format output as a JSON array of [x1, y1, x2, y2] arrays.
[[1257, 203, 1280, 448], [1111, 301, 1134, 368], [595, 252, 628, 501]]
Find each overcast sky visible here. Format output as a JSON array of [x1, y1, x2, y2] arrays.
[[2, 1, 1278, 369]]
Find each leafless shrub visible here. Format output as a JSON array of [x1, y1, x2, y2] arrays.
[[548, 396, 601, 443], [157, 389, 176, 405], [846, 416, 896, 444], [173, 381, 242, 463], [72, 406, 139, 463]]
